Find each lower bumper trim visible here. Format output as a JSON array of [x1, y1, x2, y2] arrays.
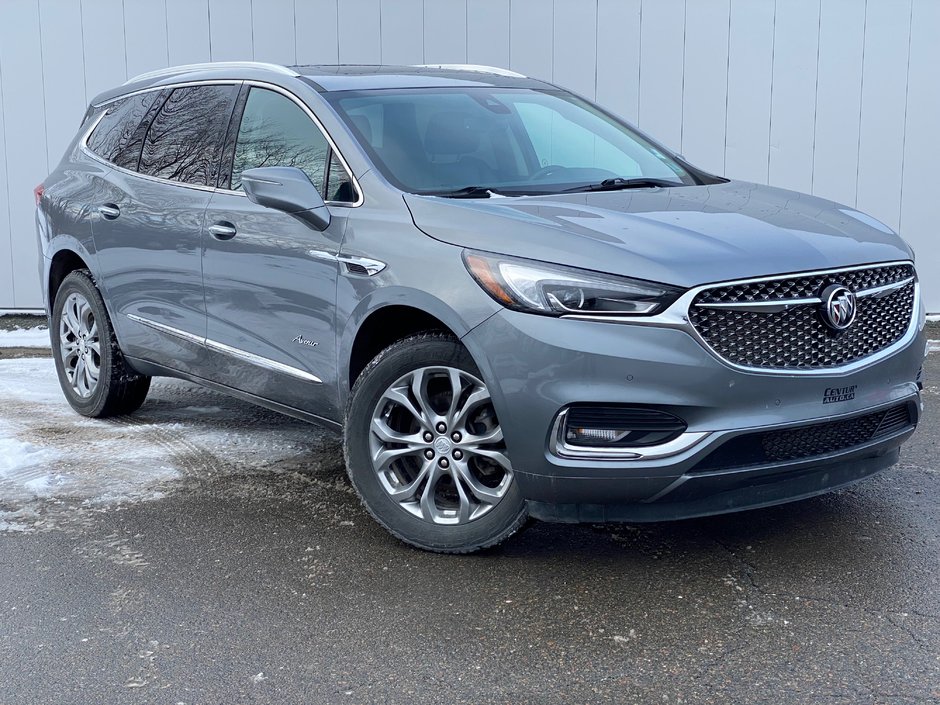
[[526, 446, 900, 524]]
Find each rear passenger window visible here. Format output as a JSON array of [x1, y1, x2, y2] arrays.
[[86, 91, 162, 170], [138, 85, 236, 187], [231, 87, 347, 199]]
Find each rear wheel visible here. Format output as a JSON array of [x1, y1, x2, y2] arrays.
[[344, 333, 526, 553], [50, 270, 151, 417]]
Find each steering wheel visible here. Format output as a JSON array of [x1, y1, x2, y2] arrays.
[[530, 164, 570, 181]]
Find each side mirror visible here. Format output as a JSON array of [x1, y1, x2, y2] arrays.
[[240, 166, 331, 231]]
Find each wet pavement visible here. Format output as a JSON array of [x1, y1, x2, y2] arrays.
[[0, 353, 937, 704]]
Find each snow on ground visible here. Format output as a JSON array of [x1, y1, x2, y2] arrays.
[[0, 357, 338, 532], [0, 325, 50, 348]]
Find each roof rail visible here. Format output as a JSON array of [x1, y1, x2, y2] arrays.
[[412, 64, 527, 79], [124, 61, 298, 85]]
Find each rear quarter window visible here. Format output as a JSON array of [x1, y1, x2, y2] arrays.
[[86, 91, 163, 170]]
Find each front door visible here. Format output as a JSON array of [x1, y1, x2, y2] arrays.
[[201, 85, 358, 421]]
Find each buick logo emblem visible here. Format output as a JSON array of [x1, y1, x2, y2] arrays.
[[433, 437, 452, 454], [820, 284, 857, 330]]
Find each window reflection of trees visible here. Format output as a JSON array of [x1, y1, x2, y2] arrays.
[[139, 86, 234, 186], [231, 116, 328, 192], [88, 92, 161, 168]]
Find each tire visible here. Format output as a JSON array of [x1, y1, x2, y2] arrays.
[[344, 333, 527, 553], [50, 269, 151, 418]]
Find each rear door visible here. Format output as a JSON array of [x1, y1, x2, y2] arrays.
[[90, 83, 238, 373], [201, 84, 358, 421]]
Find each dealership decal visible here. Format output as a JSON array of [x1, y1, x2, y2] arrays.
[[823, 385, 856, 404]]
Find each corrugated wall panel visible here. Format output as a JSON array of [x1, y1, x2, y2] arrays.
[[595, 0, 640, 124], [208, 0, 252, 62], [467, 0, 510, 69], [0, 0, 48, 307], [81, 0, 126, 99], [0, 28, 12, 309], [768, 0, 820, 194], [856, 0, 913, 231], [380, 0, 424, 65], [124, 0, 169, 80], [681, 0, 730, 174], [39, 0, 87, 174], [900, 0, 940, 264], [295, 0, 338, 65], [338, 0, 381, 64], [508, 0, 551, 80], [812, 0, 865, 208], [424, 0, 467, 64], [724, 0, 775, 184], [166, 0, 211, 66], [638, 0, 685, 150], [0, 0, 937, 311], [552, 0, 596, 101], [252, 0, 297, 65]]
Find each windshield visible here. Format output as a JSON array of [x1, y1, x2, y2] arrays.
[[326, 87, 698, 195]]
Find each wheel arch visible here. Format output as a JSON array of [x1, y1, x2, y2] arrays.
[[341, 287, 491, 404], [47, 243, 93, 309]]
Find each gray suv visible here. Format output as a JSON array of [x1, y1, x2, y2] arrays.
[[36, 62, 926, 553]]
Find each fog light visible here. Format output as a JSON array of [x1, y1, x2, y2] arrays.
[[562, 406, 687, 448], [566, 427, 623, 444]]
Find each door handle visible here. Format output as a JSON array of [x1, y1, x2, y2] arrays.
[[208, 222, 237, 240], [97, 204, 120, 220]]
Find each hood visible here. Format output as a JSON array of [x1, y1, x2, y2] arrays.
[[404, 181, 912, 288]]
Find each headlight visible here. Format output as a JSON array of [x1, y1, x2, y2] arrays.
[[463, 251, 683, 316]]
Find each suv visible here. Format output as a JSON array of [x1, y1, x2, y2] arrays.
[[37, 62, 926, 553]]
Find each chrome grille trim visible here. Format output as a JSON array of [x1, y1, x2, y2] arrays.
[[695, 275, 915, 312], [688, 263, 917, 371]]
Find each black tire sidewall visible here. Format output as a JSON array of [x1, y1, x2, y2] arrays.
[[345, 334, 526, 553], [50, 271, 118, 417]]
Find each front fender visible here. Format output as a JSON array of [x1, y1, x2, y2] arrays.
[[337, 285, 499, 409]]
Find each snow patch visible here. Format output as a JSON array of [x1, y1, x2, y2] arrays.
[[0, 357, 342, 532], [0, 436, 58, 474], [0, 326, 50, 348]]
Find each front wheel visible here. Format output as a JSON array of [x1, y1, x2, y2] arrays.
[[344, 333, 526, 553]]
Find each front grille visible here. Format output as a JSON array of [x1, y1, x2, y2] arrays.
[[688, 264, 916, 370], [691, 402, 915, 473]]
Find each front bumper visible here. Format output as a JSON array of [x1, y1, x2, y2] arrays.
[[462, 309, 926, 520]]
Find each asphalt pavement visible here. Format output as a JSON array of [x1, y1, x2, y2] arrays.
[[0, 349, 937, 704]]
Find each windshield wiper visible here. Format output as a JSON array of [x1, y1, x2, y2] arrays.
[[426, 186, 506, 199], [562, 177, 684, 193]]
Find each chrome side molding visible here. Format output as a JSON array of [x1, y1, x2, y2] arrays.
[[204, 339, 322, 384], [127, 313, 204, 345], [126, 313, 321, 384]]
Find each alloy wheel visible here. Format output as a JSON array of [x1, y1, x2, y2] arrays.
[[369, 366, 513, 525], [58, 292, 101, 398]]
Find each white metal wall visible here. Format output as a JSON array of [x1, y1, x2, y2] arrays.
[[0, 0, 937, 311]]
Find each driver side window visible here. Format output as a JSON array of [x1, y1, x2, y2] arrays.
[[231, 87, 353, 202]]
